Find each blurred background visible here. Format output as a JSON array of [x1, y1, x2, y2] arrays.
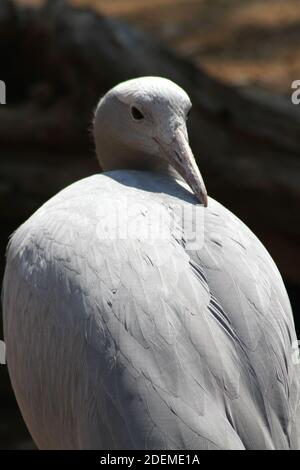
[[0, 0, 299, 449]]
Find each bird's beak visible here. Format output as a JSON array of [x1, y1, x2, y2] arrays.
[[156, 127, 208, 207]]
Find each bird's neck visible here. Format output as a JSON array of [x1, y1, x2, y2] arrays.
[[96, 140, 182, 181]]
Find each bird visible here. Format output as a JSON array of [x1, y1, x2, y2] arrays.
[[2, 76, 299, 450]]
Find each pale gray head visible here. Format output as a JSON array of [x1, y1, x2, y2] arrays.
[[94, 76, 207, 206]]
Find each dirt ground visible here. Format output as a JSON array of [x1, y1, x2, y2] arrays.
[[17, 0, 300, 94]]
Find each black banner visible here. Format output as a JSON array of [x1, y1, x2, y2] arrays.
[[0, 450, 294, 466]]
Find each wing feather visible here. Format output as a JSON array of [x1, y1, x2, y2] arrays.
[[2, 172, 299, 449]]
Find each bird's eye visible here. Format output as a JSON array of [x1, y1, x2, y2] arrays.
[[131, 106, 144, 121]]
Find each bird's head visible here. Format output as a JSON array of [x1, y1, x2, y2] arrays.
[[94, 76, 207, 206]]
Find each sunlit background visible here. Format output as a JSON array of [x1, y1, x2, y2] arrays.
[[1, 0, 299, 449]]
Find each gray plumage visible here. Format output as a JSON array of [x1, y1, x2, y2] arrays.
[[2, 77, 300, 450]]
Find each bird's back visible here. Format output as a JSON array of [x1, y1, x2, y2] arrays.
[[2, 171, 300, 449]]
